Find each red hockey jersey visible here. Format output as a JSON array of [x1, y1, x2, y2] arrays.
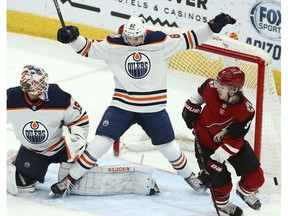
[[194, 79, 255, 156]]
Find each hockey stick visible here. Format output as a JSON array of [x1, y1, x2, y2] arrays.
[[193, 131, 220, 216], [53, 0, 67, 30]]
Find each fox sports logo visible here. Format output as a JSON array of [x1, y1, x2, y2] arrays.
[[125, 52, 151, 79], [250, 1, 281, 41]]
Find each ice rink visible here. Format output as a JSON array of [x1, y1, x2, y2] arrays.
[[6, 32, 282, 216]]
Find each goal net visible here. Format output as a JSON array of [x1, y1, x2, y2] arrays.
[[114, 31, 281, 194]]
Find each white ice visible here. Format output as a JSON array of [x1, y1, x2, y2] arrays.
[[6, 32, 281, 216]]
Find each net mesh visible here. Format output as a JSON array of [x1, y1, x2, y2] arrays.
[[119, 31, 280, 194]]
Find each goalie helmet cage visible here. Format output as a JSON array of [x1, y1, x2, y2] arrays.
[[113, 34, 280, 194]]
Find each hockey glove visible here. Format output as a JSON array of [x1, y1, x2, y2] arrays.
[[64, 126, 87, 162], [57, 26, 79, 44], [208, 13, 236, 33], [182, 100, 201, 129], [198, 159, 224, 186]]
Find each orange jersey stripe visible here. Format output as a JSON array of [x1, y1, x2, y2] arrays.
[[80, 154, 95, 166], [81, 40, 92, 56], [43, 137, 64, 153], [7, 107, 30, 111], [39, 108, 67, 110], [68, 115, 89, 127], [64, 139, 72, 160], [23, 92, 44, 106], [113, 93, 167, 102], [28, 138, 64, 154], [187, 31, 194, 48]]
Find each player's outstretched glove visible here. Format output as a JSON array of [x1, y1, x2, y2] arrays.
[[57, 26, 79, 44], [208, 13, 236, 33], [198, 159, 224, 186], [182, 100, 201, 129], [64, 126, 87, 162]]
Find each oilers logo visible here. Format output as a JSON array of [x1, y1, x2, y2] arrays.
[[250, 1, 281, 40], [22, 121, 48, 144], [125, 52, 151, 79]]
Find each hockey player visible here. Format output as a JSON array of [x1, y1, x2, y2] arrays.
[[7, 65, 160, 197], [7, 65, 89, 195], [182, 67, 265, 216], [51, 13, 236, 196]]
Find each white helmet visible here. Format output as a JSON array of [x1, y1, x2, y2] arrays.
[[20, 65, 49, 97], [122, 16, 147, 44]]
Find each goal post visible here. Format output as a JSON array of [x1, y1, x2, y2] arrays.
[[113, 33, 280, 194]]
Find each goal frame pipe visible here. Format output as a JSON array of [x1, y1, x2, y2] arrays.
[[197, 44, 265, 160]]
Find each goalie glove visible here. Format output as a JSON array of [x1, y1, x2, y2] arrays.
[[182, 99, 201, 129], [57, 26, 79, 44], [208, 13, 236, 33], [64, 126, 87, 162]]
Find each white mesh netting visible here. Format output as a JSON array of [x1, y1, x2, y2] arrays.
[[118, 30, 280, 194]]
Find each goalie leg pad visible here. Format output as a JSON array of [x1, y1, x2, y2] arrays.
[[7, 161, 18, 195], [59, 162, 160, 196], [7, 162, 35, 195]]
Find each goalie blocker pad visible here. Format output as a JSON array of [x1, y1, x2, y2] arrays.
[[59, 162, 160, 196]]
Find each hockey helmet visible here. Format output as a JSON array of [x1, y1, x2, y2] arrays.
[[20, 65, 49, 96], [122, 16, 147, 45], [216, 66, 245, 93]]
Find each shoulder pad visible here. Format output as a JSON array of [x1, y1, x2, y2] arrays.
[[198, 79, 212, 96], [107, 35, 127, 45], [44, 84, 71, 108], [7, 87, 25, 108], [144, 31, 167, 44]]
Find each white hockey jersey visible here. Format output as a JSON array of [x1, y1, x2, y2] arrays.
[[70, 24, 213, 113], [7, 84, 89, 156]]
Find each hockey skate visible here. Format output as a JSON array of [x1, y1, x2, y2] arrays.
[[16, 172, 36, 193], [49, 174, 76, 197], [184, 173, 207, 192], [149, 179, 160, 195], [236, 189, 261, 210], [17, 183, 36, 193], [218, 202, 243, 216]]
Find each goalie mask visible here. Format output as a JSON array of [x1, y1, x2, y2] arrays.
[[122, 16, 147, 46], [20, 65, 49, 101], [216, 66, 245, 94]]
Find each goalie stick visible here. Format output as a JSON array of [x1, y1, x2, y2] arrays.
[[52, 0, 67, 30], [193, 130, 220, 216]]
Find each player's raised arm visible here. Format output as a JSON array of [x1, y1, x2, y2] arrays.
[[57, 25, 79, 44], [208, 13, 236, 33], [192, 13, 236, 48]]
